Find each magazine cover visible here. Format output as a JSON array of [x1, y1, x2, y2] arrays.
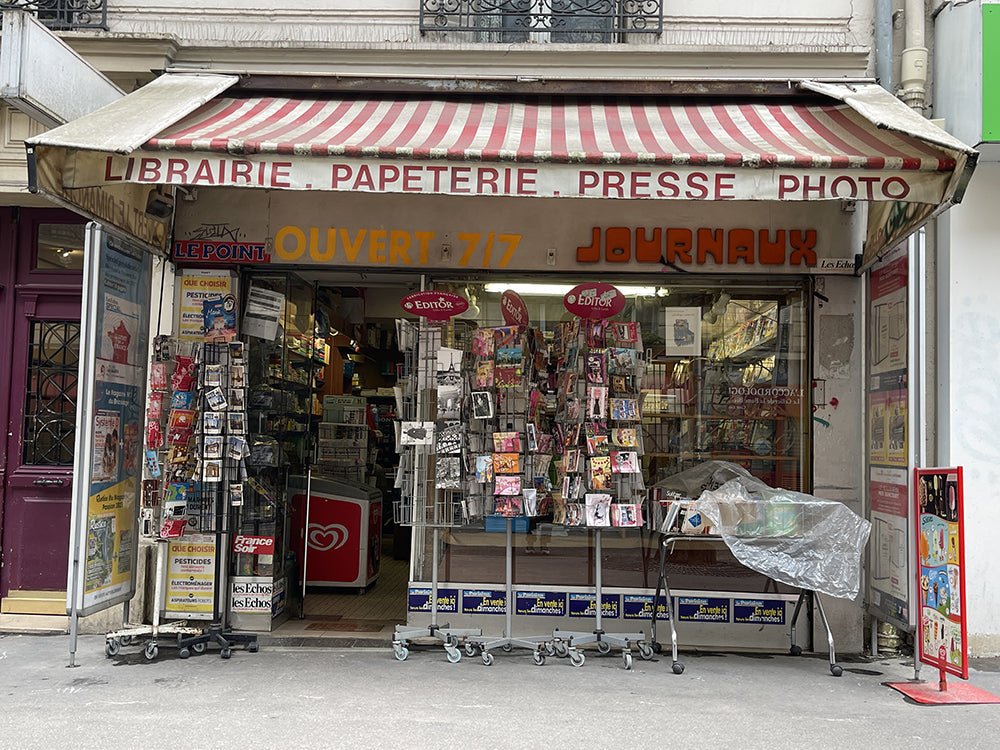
[[565, 502, 585, 526], [587, 386, 608, 418], [472, 328, 495, 358], [435, 456, 462, 489], [584, 350, 607, 385], [609, 398, 640, 421], [611, 503, 644, 527], [203, 295, 238, 342], [589, 457, 612, 489], [494, 475, 522, 495], [493, 452, 521, 474], [611, 450, 640, 473], [475, 454, 495, 483], [92, 410, 121, 483], [493, 431, 522, 453], [474, 361, 495, 388], [585, 493, 612, 526], [471, 391, 494, 419]]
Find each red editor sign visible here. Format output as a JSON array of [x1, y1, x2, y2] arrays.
[[232, 534, 276, 555], [563, 282, 626, 320], [500, 290, 529, 326], [400, 291, 469, 321]]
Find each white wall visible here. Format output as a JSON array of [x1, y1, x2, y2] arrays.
[[937, 162, 1000, 656]]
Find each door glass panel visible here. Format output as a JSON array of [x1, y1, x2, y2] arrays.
[[35, 223, 86, 271], [21, 321, 80, 465]]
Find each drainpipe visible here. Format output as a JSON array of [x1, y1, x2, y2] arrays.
[[899, 0, 928, 111], [875, 0, 893, 91]]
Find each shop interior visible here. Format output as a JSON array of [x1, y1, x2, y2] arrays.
[[225, 270, 811, 639]]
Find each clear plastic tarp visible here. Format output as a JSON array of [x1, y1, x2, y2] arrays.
[[655, 462, 871, 600]]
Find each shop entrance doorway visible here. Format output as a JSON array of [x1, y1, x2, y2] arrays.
[[0, 210, 85, 618]]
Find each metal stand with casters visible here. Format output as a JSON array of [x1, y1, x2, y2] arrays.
[[550, 529, 652, 670], [392, 526, 480, 663], [651, 532, 842, 677], [466, 518, 552, 666]]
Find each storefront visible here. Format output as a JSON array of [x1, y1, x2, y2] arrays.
[[26, 73, 977, 656]]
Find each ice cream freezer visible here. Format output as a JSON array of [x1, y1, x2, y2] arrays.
[[289, 474, 383, 589]]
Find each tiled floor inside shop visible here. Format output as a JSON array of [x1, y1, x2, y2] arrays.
[[271, 543, 408, 642]]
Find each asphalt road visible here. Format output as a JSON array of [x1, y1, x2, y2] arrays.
[[1, 633, 999, 749]]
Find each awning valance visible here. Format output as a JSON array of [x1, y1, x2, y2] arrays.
[[26, 73, 978, 266]]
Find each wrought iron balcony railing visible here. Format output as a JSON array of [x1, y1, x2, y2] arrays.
[[0, 0, 107, 31], [419, 0, 663, 42]]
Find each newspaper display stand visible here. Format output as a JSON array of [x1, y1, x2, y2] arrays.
[[649, 467, 871, 677], [392, 319, 480, 662]]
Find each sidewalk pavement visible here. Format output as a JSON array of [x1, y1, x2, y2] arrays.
[[1, 632, 998, 750]]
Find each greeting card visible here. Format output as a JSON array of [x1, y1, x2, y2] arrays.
[[611, 450, 640, 474], [589, 457, 612, 490], [493, 452, 521, 474], [494, 475, 522, 495]]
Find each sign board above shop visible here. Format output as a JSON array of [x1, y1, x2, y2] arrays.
[[26, 75, 977, 267], [171, 190, 861, 275]]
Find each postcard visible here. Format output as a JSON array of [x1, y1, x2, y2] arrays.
[[493, 431, 522, 453], [475, 454, 495, 483], [494, 475, 522, 495], [589, 456, 612, 490], [587, 386, 608, 418], [471, 391, 494, 419], [611, 428, 638, 448], [400, 421, 435, 446], [611, 450, 640, 473], [565, 503, 585, 526], [609, 398, 640, 421], [493, 452, 521, 474], [585, 493, 612, 526], [472, 328, 495, 358]]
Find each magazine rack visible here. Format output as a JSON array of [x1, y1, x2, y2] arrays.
[[650, 527, 842, 676], [392, 320, 480, 662]]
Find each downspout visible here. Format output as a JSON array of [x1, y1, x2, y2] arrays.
[[899, 0, 929, 110], [875, 0, 893, 91]]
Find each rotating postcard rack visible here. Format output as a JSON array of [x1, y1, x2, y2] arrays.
[[464, 325, 553, 666], [547, 319, 654, 670], [392, 320, 480, 662]]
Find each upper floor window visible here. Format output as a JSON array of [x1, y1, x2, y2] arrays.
[[0, 0, 108, 31], [419, 0, 663, 43]]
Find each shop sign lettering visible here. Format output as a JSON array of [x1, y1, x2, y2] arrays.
[[400, 291, 469, 321], [174, 240, 270, 263], [577, 227, 818, 267], [500, 290, 529, 326], [232, 534, 275, 555], [563, 283, 626, 320]]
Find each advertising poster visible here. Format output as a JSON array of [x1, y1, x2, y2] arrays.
[[461, 589, 506, 615], [568, 593, 620, 619], [662, 307, 702, 357], [72, 228, 152, 615], [164, 536, 217, 620], [514, 591, 567, 617], [677, 596, 730, 623], [230, 576, 274, 615], [915, 468, 968, 679], [407, 587, 459, 614], [175, 268, 235, 346], [622, 594, 671, 621], [866, 247, 913, 631]]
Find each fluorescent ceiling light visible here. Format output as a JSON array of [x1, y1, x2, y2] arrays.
[[483, 282, 659, 297]]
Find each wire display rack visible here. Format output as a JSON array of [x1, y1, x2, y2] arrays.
[[392, 319, 480, 663]]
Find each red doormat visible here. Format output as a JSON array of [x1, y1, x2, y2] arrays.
[[884, 680, 1000, 705]]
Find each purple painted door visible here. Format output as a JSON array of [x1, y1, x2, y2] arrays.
[[0, 209, 84, 596]]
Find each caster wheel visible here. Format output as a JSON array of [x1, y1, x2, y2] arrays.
[[482, 652, 494, 667], [830, 664, 843, 677], [105, 639, 121, 658], [790, 645, 803, 656], [247, 642, 259, 653], [638, 644, 654, 661], [652, 642, 663, 654], [178, 648, 191, 659], [597, 641, 611, 655], [555, 642, 569, 658], [192, 642, 207, 655], [445, 647, 461, 664], [220, 648, 232, 660], [120, 636, 134, 647], [544, 642, 556, 657], [465, 643, 478, 657], [393, 644, 409, 662], [501, 643, 513, 653], [143, 643, 158, 662], [623, 653, 633, 671], [569, 650, 586, 668], [533, 652, 546, 666], [672, 662, 685, 675]]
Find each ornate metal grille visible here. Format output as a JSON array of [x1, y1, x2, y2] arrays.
[[21, 321, 80, 466], [419, 0, 662, 41], [0, 1, 108, 30]]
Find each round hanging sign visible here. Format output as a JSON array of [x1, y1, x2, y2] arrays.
[[500, 290, 530, 327], [563, 282, 626, 320], [400, 291, 469, 321]]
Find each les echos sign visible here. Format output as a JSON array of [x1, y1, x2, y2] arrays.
[[400, 291, 469, 321]]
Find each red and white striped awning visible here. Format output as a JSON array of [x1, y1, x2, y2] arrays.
[[145, 95, 954, 172], [27, 74, 978, 263]]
